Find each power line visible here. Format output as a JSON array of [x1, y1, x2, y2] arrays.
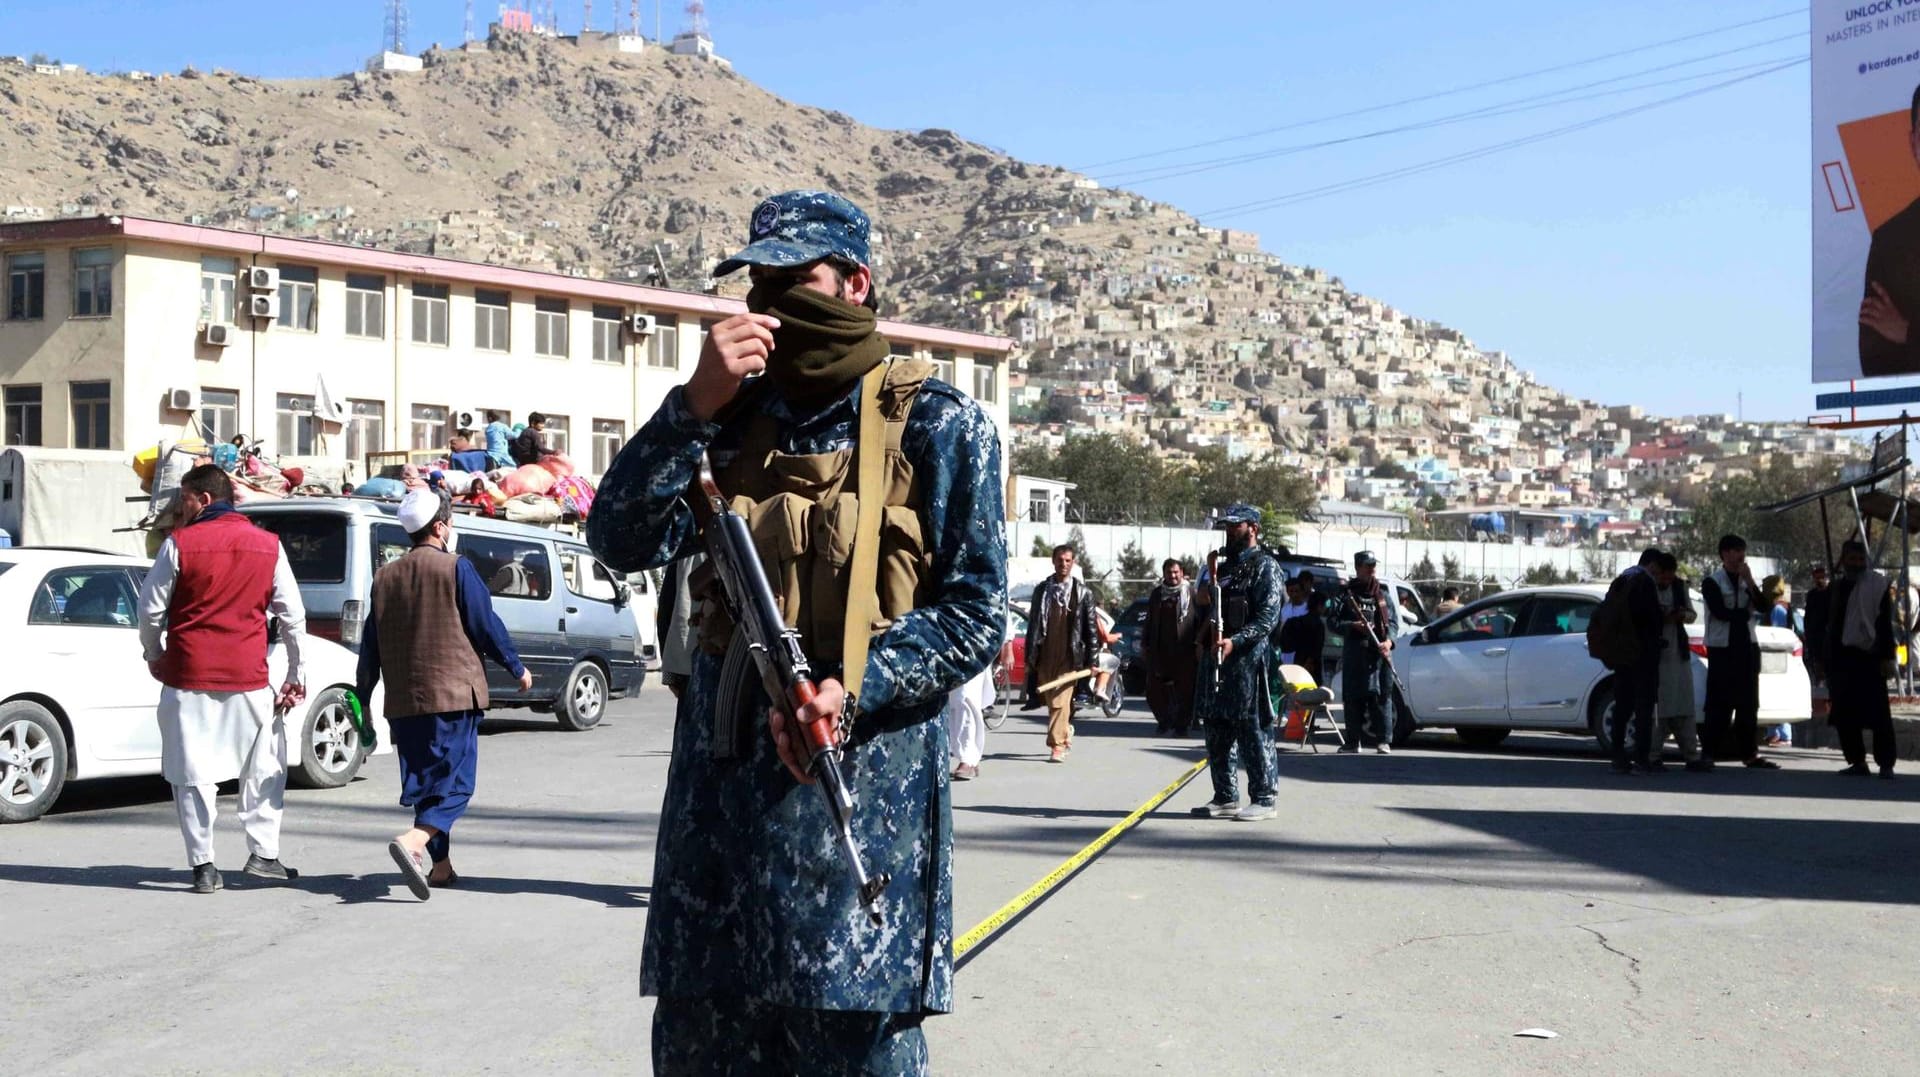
[[1072, 6, 1809, 172], [1198, 58, 1805, 220], [1097, 41, 1804, 188]]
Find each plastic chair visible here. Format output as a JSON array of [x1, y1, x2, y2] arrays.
[[1277, 662, 1343, 752]]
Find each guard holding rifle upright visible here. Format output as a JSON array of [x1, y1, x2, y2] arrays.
[[1338, 550, 1400, 754], [1190, 503, 1285, 822], [588, 190, 1006, 1075]]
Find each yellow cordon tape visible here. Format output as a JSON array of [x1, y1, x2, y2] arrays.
[[953, 757, 1208, 960]]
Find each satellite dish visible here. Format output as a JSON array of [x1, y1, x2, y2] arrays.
[[285, 187, 299, 200]]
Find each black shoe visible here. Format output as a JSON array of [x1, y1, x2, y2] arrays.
[[1743, 757, 1781, 770], [191, 863, 223, 894], [1337, 743, 1360, 754], [244, 854, 298, 882], [1684, 760, 1714, 773], [1610, 763, 1634, 775], [1839, 763, 1872, 776], [1880, 766, 1896, 780]]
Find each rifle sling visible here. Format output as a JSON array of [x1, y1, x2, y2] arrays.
[[840, 362, 892, 705]]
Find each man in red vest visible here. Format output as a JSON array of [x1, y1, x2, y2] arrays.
[[137, 464, 308, 894]]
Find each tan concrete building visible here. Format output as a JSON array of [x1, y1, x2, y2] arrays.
[[0, 216, 1013, 481]]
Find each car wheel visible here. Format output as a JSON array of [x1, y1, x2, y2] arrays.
[[293, 687, 368, 789], [1589, 682, 1616, 755], [0, 700, 69, 824], [1456, 726, 1512, 749], [558, 662, 608, 731]]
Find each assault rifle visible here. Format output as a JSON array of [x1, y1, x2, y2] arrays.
[[697, 454, 891, 926], [1205, 547, 1225, 690]]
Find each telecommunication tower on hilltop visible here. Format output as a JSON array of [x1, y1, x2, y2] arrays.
[[670, 0, 726, 64], [685, 1, 708, 37], [384, 0, 409, 53], [464, 0, 474, 42]]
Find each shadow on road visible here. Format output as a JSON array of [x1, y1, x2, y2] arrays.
[[0, 861, 652, 906]]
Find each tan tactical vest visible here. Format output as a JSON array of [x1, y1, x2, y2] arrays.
[[691, 358, 935, 669]]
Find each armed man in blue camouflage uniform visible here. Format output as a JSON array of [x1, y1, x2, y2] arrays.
[[587, 190, 1006, 1074], [1189, 503, 1286, 822]]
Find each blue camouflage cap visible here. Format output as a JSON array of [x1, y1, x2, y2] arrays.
[[714, 190, 871, 276], [1213, 502, 1263, 529]]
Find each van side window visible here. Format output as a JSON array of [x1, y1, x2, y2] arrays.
[[250, 513, 348, 584], [460, 533, 552, 601], [561, 549, 619, 602], [371, 524, 409, 572]]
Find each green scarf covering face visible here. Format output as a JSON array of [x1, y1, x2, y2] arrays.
[[746, 280, 889, 412]]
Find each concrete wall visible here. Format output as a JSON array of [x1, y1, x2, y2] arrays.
[[0, 238, 127, 449]]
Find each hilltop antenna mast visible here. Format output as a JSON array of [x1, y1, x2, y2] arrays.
[[630, 0, 639, 34], [685, 0, 708, 37], [384, 0, 409, 53], [585, 0, 593, 32], [464, 0, 474, 42]]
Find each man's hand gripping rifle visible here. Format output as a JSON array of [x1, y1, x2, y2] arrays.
[[697, 454, 891, 927]]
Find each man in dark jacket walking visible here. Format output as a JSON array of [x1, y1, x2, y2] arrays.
[[1604, 548, 1668, 775], [1142, 558, 1199, 735], [1026, 544, 1100, 762]]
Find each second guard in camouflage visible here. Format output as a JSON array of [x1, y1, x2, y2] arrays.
[[1191, 502, 1285, 822]]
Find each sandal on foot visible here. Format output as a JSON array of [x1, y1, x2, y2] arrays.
[[388, 840, 432, 901]]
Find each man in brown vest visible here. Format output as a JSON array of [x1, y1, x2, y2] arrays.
[[356, 489, 529, 900]]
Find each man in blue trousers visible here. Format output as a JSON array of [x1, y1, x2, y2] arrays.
[[356, 488, 530, 900]]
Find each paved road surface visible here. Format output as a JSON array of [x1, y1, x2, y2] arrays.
[[9, 692, 1919, 1075]]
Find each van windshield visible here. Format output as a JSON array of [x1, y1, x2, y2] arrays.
[[250, 513, 348, 584]]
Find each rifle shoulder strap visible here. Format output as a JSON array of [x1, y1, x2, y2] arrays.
[[840, 361, 893, 701]]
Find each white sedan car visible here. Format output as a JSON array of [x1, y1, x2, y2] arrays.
[[1391, 584, 1810, 751], [0, 547, 388, 823]]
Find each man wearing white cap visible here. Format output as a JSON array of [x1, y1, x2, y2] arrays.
[[356, 489, 530, 899]]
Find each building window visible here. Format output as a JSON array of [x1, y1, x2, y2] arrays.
[[542, 414, 569, 456], [474, 289, 509, 352], [411, 282, 449, 346], [534, 296, 569, 358], [200, 256, 237, 324], [592, 418, 624, 475], [346, 399, 385, 464], [275, 393, 317, 456], [591, 304, 624, 363], [4, 385, 44, 446], [973, 359, 998, 404], [70, 381, 110, 450], [931, 349, 955, 384], [411, 404, 448, 451], [199, 388, 239, 445], [6, 252, 45, 321], [72, 247, 114, 317], [345, 272, 384, 339], [647, 313, 680, 368], [1028, 490, 1050, 524], [275, 264, 317, 331], [889, 341, 914, 359]]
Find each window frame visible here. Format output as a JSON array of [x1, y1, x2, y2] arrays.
[[473, 288, 510, 353], [71, 247, 114, 319], [591, 418, 625, 475], [459, 533, 554, 602], [344, 272, 385, 339], [973, 359, 998, 404], [199, 256, 238, 325], [198, 388, 239, 445], [646, 313, 680, 369], [274, 263, 318, 332], [411, 281, 450, 346], [27, 566, 138, 628], [411, 403, 450, 452], [345, 399, 385, 463], [69, 380, 111, 450], [1431, 597, 1531, 644], [591, 303, 624, 363], [275, 392, 318, 456], [1521, 595, 1598, 638], [541, 414, 569, 456], [3, 384, 44, 447], [6, 251, 46, 321], [534, 296, 569, 359]]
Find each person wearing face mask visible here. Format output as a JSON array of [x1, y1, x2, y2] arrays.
[[1824, 540, 1898, 778], [136, 464, 309, 895], [355, 489, 530, 899], [587, 190, 1006, 1075], [1188, 503, 1285, 822]]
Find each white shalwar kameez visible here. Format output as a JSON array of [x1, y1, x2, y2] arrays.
[[137, 539, 306, 867], [945, 665, 995, 770]]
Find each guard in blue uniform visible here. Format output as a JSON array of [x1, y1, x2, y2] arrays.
[[1190, 503, 1285, 822], [588, 190, 1006, 1075]]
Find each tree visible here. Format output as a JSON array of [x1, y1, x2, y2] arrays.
[[1441, 553, 1464, 588], [1117, 542, 1156, 603], [1407, 553, 1441, 605], [1030, 535, 1055, 558], [1065, 527, 1114, 607], [1424, 494, 1448, 513], [1522, 562, 1565, 586], [1671, 457, 1852, 580], [1581, 546, 1614, 583], [1372, 459, 1412, 480]]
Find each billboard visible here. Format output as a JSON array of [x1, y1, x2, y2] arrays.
[[1813, 1, 1920, 383]]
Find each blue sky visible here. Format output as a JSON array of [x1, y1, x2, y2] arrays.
[[6, 1, 1825, 420]]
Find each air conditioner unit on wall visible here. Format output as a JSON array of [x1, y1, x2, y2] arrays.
[[627, 312, 656, 336], [165, 388, 199, 412], [200, 323, 232, 347], [249, 293, 279, 319], [248, 266, 279, 292]]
